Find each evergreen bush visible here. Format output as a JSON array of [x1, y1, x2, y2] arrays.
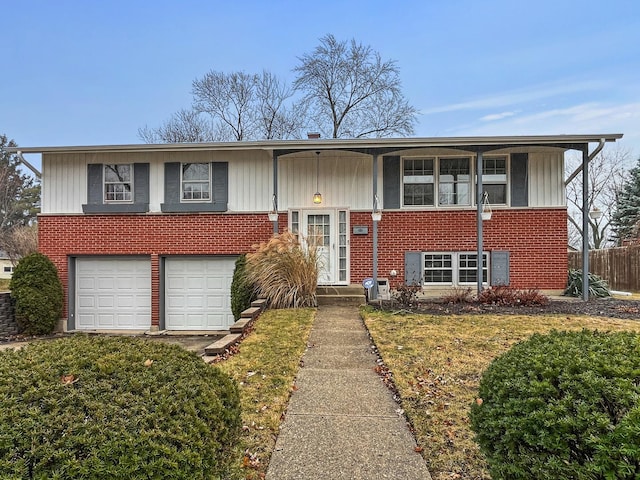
[[470, 330, 640, 479], [0, 336, 241, 479], [231, 254, 255, 320], [565, 268, 611, 297], [9, 252, 63, 335]]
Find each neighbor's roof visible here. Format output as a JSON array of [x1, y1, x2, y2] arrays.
[[6, 134, 623, 154]]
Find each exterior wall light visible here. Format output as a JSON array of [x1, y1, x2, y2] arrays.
[[313, 151, 322, 205], [371, 194, 382, 222], [481, 191, 492, 221]]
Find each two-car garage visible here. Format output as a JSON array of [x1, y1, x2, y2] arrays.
[[73, 256, 236, 331]]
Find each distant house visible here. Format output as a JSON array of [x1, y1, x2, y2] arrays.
[[0, 251, 14, 280], [11, 134, 622, 332]]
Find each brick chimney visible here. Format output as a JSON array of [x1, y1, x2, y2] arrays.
[[307, 132, 321, 139]]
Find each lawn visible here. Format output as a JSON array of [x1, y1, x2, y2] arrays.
[[216, 307, 315, 480], [361, 309, 640, 480]]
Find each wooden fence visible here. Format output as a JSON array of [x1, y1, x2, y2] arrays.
[[568, 245, 640, 293]]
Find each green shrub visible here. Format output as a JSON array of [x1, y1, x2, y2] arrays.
[[9, 252, 64, 335], [0, 336, 241, 479], [470, 330, 640, 479], [231, 254, 255, 320], [565, 268, 611, 297]]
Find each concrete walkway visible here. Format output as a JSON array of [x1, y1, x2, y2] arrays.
[[266, 305, 432, 480]]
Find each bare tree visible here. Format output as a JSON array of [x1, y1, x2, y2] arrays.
[[192, 71, 258, 141], [256, 70, 305, 140], [293, 34, 417, 139], [138, 109, 217, 143], [565, 146, 631, 249], [3, 225, 38, 264]]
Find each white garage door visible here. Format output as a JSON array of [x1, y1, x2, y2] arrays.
[[76, 257, 151, 330], [165, 257, 236, 330]]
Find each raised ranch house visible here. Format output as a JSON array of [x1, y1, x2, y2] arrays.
[[11, 134, 621, 332]]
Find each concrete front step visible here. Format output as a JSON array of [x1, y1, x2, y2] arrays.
[[204, 333, 242, 355], [316, 295, 366, 306]]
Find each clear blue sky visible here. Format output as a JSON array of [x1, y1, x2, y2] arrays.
[[2, 0, 639, 169]]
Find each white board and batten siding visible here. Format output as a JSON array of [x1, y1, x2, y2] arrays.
[[41, 147, 565, 214], [164, 257, 236, 330], [75, 257, 151, 330]]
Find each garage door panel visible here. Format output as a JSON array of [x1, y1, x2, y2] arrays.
[[165, 257, 236, 331], [76, 258, 151, 330]]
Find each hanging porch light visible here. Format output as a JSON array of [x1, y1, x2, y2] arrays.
[[313, 151, 322, 204]]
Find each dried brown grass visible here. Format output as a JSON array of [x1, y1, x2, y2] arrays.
[[245, 231, 318, 308], [362, 309, 640, 480]]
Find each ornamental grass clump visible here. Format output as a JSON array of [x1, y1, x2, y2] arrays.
[[470, 329, 640, 479], [245, 231, 318, 308], [0, 335, 241, 480]]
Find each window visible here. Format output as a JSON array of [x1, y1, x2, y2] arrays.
[[182, 163, 211, 201], [439, 158, 470, 205], [104, 164, 132, 202], [458, 253, 488, 284], [3, 266, 13, 273], [403, 158, 434, 206], [424, 253, 453, 283], [401, 155, 510, 207], [422, 252, 488, 286], [482, 156, 507, 204]]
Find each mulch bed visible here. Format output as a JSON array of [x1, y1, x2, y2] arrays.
[[381, 298, 640, 321]]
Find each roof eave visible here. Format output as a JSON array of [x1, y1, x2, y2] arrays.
[[5, 134, 624, 154]]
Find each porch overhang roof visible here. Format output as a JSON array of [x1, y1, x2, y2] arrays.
[[7, 133, 623, 155]]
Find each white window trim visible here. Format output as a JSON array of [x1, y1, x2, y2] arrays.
[[103, 164, 133, 203], [401, 155, 511, 208], [181, 163, 212, 203], [422, 251, 489, 286], [478, 155, 509, 206]]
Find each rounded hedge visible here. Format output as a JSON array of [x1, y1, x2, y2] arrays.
[[0, 336, 241, 479], [9, 252, 64, 335], [470, 329, 640, 479], [230, 254, 254, 320]]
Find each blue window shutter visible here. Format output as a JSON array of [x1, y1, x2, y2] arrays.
[[510, 153, 528, 207], [491, 251, 510, 286], [383, 156, 401, 209], [133, 163, 150, 207], [163, 163, 180, 204], [212, 162, 228, 210], [404, 251, 422, 286], [86, 164, 103, 205]]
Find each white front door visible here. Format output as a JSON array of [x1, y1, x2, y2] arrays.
[[294, 209, 349, 285]]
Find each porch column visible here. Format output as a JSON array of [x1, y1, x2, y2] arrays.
[[272, 151, 278, 234], [581, 145, 590, 300], [476, 151, 484, 296], [372, 153, 379, 299]]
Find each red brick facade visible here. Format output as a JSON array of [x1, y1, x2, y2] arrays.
[[39, 208, 567, 324], [349, 208, 568, 290]]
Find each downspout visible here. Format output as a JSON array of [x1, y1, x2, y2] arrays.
[[476, 151, 484, 296], [15, 151, 42, 179], [581, 144, 590, 301], [371, 153, 379, 300]]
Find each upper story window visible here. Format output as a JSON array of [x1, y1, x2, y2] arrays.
[[104, 164, 132, 202], [439, 158, 470, 205], [403, 158, 435, 206], [181, 163, 211, 201], [482, 156, 508, 205], [403, 157, 471, 207]]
